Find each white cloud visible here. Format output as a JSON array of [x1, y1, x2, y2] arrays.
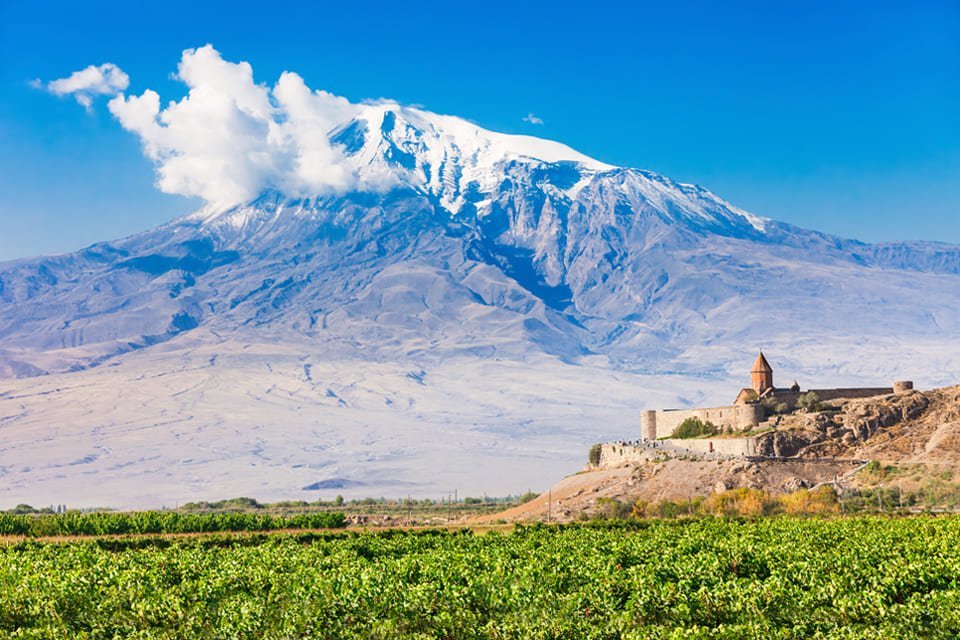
[[42, 63, 129, 110], [42, 49, 573, 210], [106, 45, 366, 207], [272, 71, 357, 196]]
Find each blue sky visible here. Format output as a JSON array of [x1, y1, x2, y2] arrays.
[[0, 0, 957, 261]]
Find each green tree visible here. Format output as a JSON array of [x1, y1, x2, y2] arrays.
[[671, 417, 719, 439], [797, 392, 833, 413], [588, 443, 603, 466]]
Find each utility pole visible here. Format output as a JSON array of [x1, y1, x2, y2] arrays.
[[547, 488, 552, 523]]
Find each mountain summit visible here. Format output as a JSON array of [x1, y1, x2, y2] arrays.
[[2, 93, 960, 506], [4, 106, 959, 378]]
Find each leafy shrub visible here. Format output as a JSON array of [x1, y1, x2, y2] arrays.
[[779, 486, 839, 515], [671, 417, 719, 439], [703, 488, 773, 517], [8, 504, 41, 515], [629, 487, 840, 520], [588, 443, 603, 466], [181, 496, 263, 511], [762, 397, 789, 415], [864, 460, 882, 475], [630, 500, 649, 518], [796, 392, 835, 413], [651, 500, 682, 518], [629, 497, 703, 519], [593, 498, 631, 520]]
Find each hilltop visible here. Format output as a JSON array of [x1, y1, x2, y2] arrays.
[[485, 385, 960, 522]]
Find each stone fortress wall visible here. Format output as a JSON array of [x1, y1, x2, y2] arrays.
[[596, 436, 758, 469], [769, 387, 895, 411], [598, 442, 655, 467], [641, 404, 763, 441], [671, 437, 757, 456]]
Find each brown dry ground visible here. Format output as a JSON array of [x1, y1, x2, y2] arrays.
[[475, 458, 856, 523], [850, 386, 960, 462]]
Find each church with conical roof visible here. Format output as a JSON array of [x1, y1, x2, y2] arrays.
[[734, 352, 776, 404], [751, 352, 773, 394]]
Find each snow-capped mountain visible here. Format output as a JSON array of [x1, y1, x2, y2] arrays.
[[2, 105, 960, 507]]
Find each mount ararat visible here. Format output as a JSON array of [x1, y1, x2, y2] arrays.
[[2, 100, 959, 507]]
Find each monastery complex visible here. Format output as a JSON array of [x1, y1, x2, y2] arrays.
[[641, 352, 914, 441]]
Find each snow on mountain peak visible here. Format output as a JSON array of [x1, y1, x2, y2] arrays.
[[327, 102, 614, 211], [106, 45, 614, 213], [101, 44, 774, 240]]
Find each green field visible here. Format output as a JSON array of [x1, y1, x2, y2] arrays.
[[3, 517, 959, 639], [0, 511, 346, 537]]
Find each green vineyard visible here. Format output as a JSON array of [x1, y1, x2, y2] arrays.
[[2, 517, 959, 638], [0, 510, 347, 537]]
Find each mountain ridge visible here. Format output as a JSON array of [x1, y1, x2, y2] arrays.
[[2, 104, 960, 506], [4, 130, 960, 379]]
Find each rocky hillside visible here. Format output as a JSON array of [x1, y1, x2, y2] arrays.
[[487, 385, 960, 522], [756, 385, 960, 462]]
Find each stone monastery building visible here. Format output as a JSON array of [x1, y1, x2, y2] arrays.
[[641, 352, 913, 441]]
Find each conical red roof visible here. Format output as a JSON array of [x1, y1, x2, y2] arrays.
[[751, 352, 772, 373]]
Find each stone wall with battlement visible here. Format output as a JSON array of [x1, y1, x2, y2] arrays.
[[662, 436, 758, 456], [594, 438, 757, 469], [769, 387, 894, 411], [811, 387, 895, 400], [597, 442, 655, 467], [642, 404, 763, 440]]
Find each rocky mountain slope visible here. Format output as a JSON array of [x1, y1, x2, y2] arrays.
[[2, 103, 960, 507], [3, 105, 960, 381]]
